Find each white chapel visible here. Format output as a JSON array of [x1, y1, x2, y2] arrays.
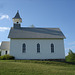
[[7, 11, 66, 60]]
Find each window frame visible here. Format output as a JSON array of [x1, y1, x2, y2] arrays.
[[37, 43, 40, 53], [22, 43, 26, 53], [51, 43, 54, 53]]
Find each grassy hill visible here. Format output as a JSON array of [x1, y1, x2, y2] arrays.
[[0, 60, 75, 75]]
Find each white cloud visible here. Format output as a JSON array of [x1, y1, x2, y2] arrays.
[[65, 46, 75, 51], [68, 41, 75, 45], [65, 41, 75, 50], [0, 14, 10, 20], [0, 27, 10, 31], [0, 42, 1, 45]]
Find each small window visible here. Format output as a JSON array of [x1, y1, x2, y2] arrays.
[[22, 43, 26, 53], [51, 43, 54, 53], [37, 43, 40, 53], [5, 51, 7, 54]]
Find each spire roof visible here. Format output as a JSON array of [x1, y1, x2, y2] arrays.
[[13, 11, 21, 19]]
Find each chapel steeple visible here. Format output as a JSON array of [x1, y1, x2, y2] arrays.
[[12, 11, 22, 28]]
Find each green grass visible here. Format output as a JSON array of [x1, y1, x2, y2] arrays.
[[0, 60, 75, 75]]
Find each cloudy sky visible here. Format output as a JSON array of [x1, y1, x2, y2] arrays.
[[0, 0, 75, 55]]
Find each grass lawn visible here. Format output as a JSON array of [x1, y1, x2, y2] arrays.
[[0, 60, 75, 75]]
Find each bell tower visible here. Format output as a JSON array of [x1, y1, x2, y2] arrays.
[[12, 11, 22, 28]]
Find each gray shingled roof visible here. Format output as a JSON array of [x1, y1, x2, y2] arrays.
[[13, 11, 21, 19], [8, 27, 65, 39], [1, 41, 10, 50]]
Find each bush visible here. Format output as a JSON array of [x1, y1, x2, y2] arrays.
[[66, 49, 75, 63], [0, 51, 1, 56], [0, 55, 15, 60]]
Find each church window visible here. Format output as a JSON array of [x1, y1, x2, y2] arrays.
[[22, 43, 26, 53], [5, 51, 7, 54], [51, 43, 54, 53], [37, 43, 40, 53]]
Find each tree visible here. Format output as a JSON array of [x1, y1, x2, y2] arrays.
[[30, 24, 35, 28], [66, 49, 75, 63]]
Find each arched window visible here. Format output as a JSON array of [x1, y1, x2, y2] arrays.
[[51, 43, 54, 53], [22, 43, 26, 53], [37, 43, 40, 53]]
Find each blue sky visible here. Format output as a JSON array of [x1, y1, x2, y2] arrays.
[[0, 0, 75, 55]]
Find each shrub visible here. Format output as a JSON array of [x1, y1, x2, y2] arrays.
[[0, 51, 1, 56], [0, 55, 15, 60], [66, 49, 75, 63]]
